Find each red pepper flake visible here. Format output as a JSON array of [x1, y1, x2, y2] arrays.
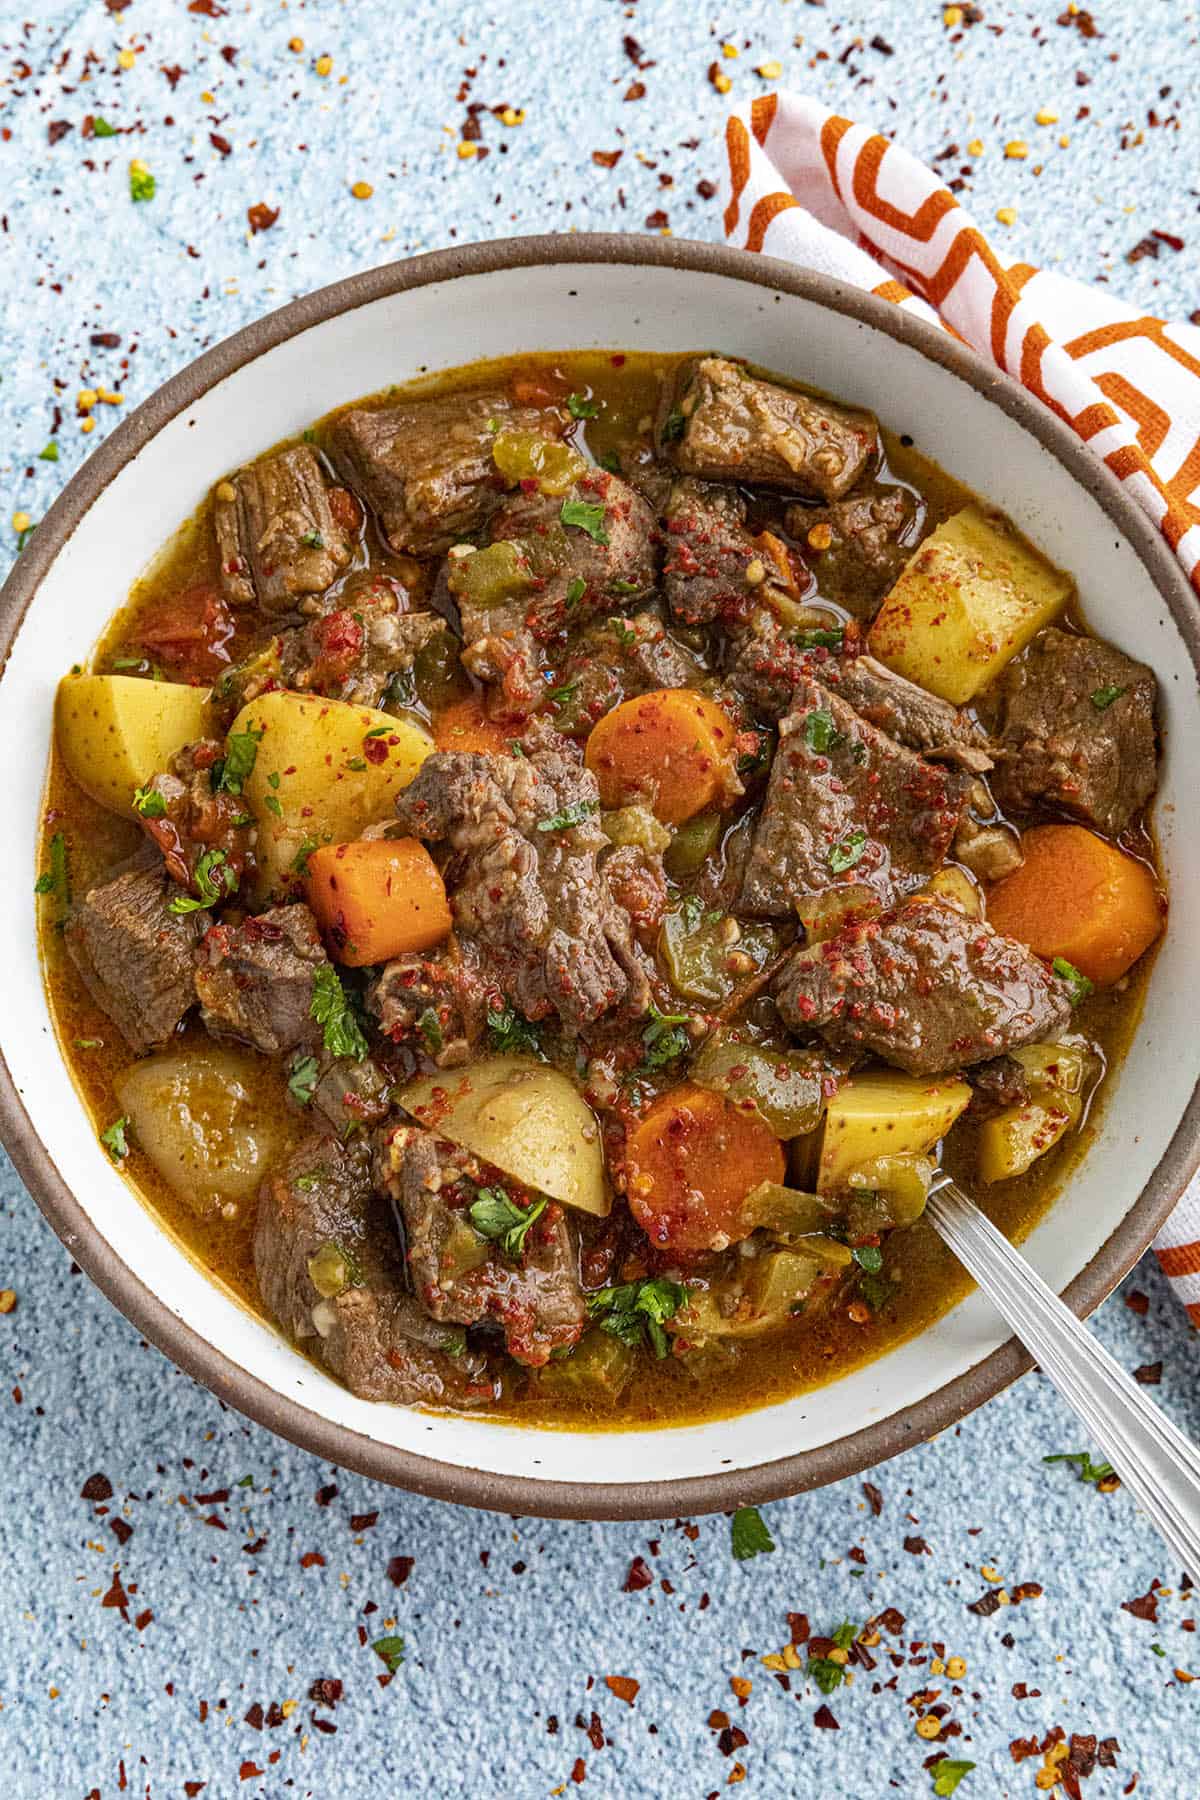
[[183, 1784, 206, 1797], [195, 1489, 229, 1505], [1010, 1582, 1044, 1604], [592, 150, 622, 169], [787, 1612, 810, 1645], [101, 1571, 130, 1620], [48, 120, 72, 145], [644, 209, 669, 230], [717, 1725, 748, 1755], [189, 0, 228, 14], [862, 1481, 884, 1516], [244, 1703, 264, 1730], [238, 1764, 263, 1783], [110, 1517, 133, 1545], [387, 1554, 414, 1586], [350, 1511, 379, 1531], [247, 202, 279, 234], [903, 1535, 931, 1555], [309, 1678, 344, 1707], [813, 1704, 839, 1729], [210, 133, 232, 157], [315, 1483, 339, 1506], [1121, 1584, 1160, 1622], [622, 1555, 653, 1592], [623, 81, 646, 102], [1125, 1289, 1149, 1315], [604, 1675, 638, 1706], [134, 1608, 153, 1631], [570, 1759, 586, 1785], [162, 64, 186, 89], [81, 1471, 114, 1501], [299, 1550, 326, 1569], [220, 45, 238, 65], [1133, 1361, 1163, 1385], [967, 1589, 1003, 1617]]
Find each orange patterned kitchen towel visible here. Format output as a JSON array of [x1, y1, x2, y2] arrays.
[[721, 92, 1200, 1318]]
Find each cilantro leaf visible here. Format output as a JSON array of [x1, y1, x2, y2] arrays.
[[486, 1006, 541, 1055], [828, 830, 867, 874], [598, 450, 621, 474], [931, 1760, 975, 1796], [547, 679, 580, 706], [287, 1055, 318, 1107], [852, 1245, 883, 1273], [417, 1006, 443, 1054], [310, 964, 369, 1062], [808, 1656, 844, 1695], [566, 392, 598, 419], [560, 497, 609, 544], [536, 798, 598, 833], [469, 1186, 547, 1260], [857, 1268, 898, 1313], [34, 831, 70, 911], [167, 846, 237, 913], [216, 725, 263, 795], [730, 1505, 775, 1561], [101, 1116, 131, 1162], [586, 1277, 687, 1360], [803, 708, 840, 754], [641, 1004, 691, 1070], [132, 783, 167, 818], [299, 529, 325, 549], [1091, 684, 1126, 711], [831, 1620, 856, 1650], [92, 117, 117, 139], [1043, 1450, 1116, 1486], [371, 1634, 405, 1673], [1052, 956, 1093, 1006], [564, 576, 586, 607], [38, 441, 59, 463], [793, 626, 844, 652], [291, 837, 320, 877], [661, 408, 686, 443]]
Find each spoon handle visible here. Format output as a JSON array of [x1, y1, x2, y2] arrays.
[[926, 1175, 1200, 1580]]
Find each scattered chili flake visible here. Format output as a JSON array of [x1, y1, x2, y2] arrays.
[[813, 1703, 839, 1729], [1132, 1361, 1162, 1385], [247, 202, 279, 234], [309, 1678, 343, 1707], [863, 1481, 883, 1516], [81, 1472, 114, 1501], [315, 1483, 339, 1506], [904, 1535, 931, 1555], [299, 1550, 326, 1569], [570, 1759, 586, 1784], [645, 209, 669, 230], [349, 1511, 379, 1531], [387, 1555, 414, 1586], [624, 81, 646, 102], [697, 178, 717, 198], [1124, 1289, 1149, 1315], [1121, 1585, 1160, 1622], [622, 1555, 653, 1592], [210, 133, 232, 157], [604, 1675, 638, 1706], [592, 150, 622, 170], [0, 1289, 16, 1315], [238, 1765, 263, 1783]]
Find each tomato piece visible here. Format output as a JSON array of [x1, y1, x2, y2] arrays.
[[139, 583, 235, 685]]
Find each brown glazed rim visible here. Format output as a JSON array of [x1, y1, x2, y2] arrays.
[[2, 234, 1198, 1521]]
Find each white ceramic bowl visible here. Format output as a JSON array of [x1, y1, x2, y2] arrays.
[[2, 237, 1198, 1519]]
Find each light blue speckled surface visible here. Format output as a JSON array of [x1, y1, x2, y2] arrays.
[[2, 3, 1199, 1796]]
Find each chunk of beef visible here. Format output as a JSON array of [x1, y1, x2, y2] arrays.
[[213, 446, 352, 612], [308, 1049, 393, 1135], [786, 487, 921, 617], [278, 574, 450, 710], [722, 605, 813, 722], [661, 478, 764, 628], [603, 844, 669, 953], [138, 737, 255, 900], [395, 750, 650, 1033], [739, 678, 973, 918], [775, 895, 1073, 1075], [967, 1054, 1034, 1118], [455, 470, 657, 715], [988, 627, 1158, 836], [663, 356, 877, 501], [375, 1124, 586, 1367], [330, 390, 556, 557], [65, 852, 202, 1055], [195, 904, 327, 1055], [255, 1135, 490, 1406], [366, 937, 489, 1067], [823, 655, 993, 771], [550, 609, 704, 738]]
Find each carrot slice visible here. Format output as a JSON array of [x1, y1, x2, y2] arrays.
[[433, 693, 518, 757], [625, 1082, 785, 1252], [306, 837, 452, 967], [986, 822, 1163, 987], [584, 688, 738, 825]]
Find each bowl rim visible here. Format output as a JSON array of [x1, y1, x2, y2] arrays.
[[2, 231, 1197, 1521]]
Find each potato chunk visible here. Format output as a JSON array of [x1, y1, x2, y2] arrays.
[[115, 1047, 283, 1217], [55, 674, 212, 816], [398, 1055, 610, 1218], [977, 1042, 1089, 1183], [228, 689, 433, 901], [816, 1069, 971, 1193], [868, 506, 1071, 704]]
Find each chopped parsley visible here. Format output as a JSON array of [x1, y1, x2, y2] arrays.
[[100, 1116, 131, 1163], [92, 116, 117, 139], [1091, 684, 1126, 711], [803, 708, 843, 755], [371, 1634, 405, 1673], [564, 576, 586, 607], [931, 1760, 976, 1796], [547, 678, 580, 706], [132, 784, 167, 818], [609, 579, 638, 596], [417, 1006, 444, 1054], [167, 847, 237, 913], [215, 725, 263, 795], [310, 964, 369, 1061], [129, 164, 156, 203], [262, 793, 283, 818], [235, 1473, 255, 1488], [566, 392, 598, 419], [828, 829, 867, 874], [1052, 956, 1094, 1006], [1043, 1449, 1117, 1486], [608, 616, 638, 648], [345, 756, 367, 772], [641, 1004, 691, 1070], [661, 408, 686, 442], [287, 1055, 319, 1107], [852, 1244, 883, 1273], [536, 797, 598, 833], [680, 893, 722, 934], [299, 529, 325, 549], [857, 1268, 898, 1313], [793, 626, 845, 652], [291, 837, 320, 876], [34, 831, 70, 911], [730, 1504, 775, 1562], [560, 497, 609, 544], [586, 1277, 687, 1360], [469, 1186, 547, 1260], [486, 1006, 541, 1055], [597, 450, 622, 474], [38, 441, 59, 463], [807, 1620, 857, 1693]]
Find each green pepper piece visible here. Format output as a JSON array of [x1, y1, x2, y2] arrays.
[[664, 812, 722, 878], [691, 1036, 829, 1138], [658, 905, 781, 1005], [536, 1328, 637, 1402], [492, 428, 588, 496], [446, 541, 536, 612]]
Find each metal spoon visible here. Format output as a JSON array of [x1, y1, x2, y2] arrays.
[[926, 1173, 1200, 1577]]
